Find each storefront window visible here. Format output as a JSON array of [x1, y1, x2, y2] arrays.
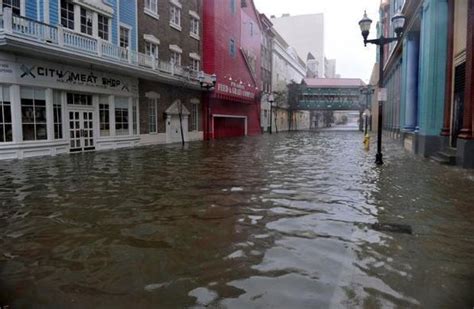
[[132, 99, 138, 135], [21, 88, 47, 141], [67, 93, 92, 106], [53, 91, 63, 140], [0, 86, 13, 143], [191, 103, 199, 131], [99, 96, 110, 137], [148, 98, 157, 133], [115, 97, 129, 136]]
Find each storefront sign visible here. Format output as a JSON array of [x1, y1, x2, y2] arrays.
[[217, 81, 255, 100], [0, 55, 138, 96]]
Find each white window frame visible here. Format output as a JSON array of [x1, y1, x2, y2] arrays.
[[190, 16, 200, 40], [2, 0, 23, 16], [148, 98, 158, 134], [190, 100, 199, 132], [97, 13, 111, 42], [80, 6, 94, 36], [145, 41, 159, 60], [119, 24, 132, 49], [144, 0, 159, 19], [191, 58, 200, 72], [169, 2, 181, 31]]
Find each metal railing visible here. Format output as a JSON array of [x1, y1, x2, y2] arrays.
[[0, 8, 211, 83]]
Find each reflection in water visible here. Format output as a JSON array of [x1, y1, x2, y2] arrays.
[[1, 132, 474, 308]]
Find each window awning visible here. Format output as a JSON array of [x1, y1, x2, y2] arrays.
[[189, 10, 200, 20], [169, 0, 182, 9], [144, 34, 160, 45], [189, 52, 200, 61], [73, 0, 114, 16], [169, 44, 183, 54]]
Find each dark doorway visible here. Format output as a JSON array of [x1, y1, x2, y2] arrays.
[[451, 62, 465, 148]]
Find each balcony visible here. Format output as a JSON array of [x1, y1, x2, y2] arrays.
[[0, 8, 207, 87]]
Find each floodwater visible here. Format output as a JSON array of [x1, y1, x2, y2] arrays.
[[1, 131, 474, 308]]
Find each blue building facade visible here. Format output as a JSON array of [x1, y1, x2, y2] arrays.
[[381, 0, 449, 158]]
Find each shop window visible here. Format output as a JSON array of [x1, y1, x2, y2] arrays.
[[170, 4, 181, 28], [191, 103, 199, 131], [99, 96, 110, 136], [0, 86, 12, 143], [80, 7, 93, 36], [21, 88, 47, 141], [98, 14, 109, 41], [53, 91, 63, 140], [67, 93, 92, 106], [132, 99, 138, 135], [115, 97, 129, 136], [3, 0, 21, 16], [148, 98, 158, 133], [61, 0, 75, 30]]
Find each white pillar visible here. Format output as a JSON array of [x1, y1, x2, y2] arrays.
[[10, 84, 22, 143], [74, 5, 81, 33], [61, 91, 67, 140], [3, 7, 13, 34], [109, 95, 116, 136], [92, 12, 99, 37], [93, 95, 100, 141], [45, 88, 54, 141]]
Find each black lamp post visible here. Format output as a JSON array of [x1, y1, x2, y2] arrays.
[[360, 86, 375, 135], [359, 10, 406, 165], [198, 72, 217, 140], [268, 93, 275, 134]]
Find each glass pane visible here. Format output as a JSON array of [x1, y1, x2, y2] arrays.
[[36, 107, 47, 122], [22, 106, 34, 123], [22, 124, 36, 141], [115, 97, 129, 109], [5, 125, 12, 142], [34, 89, 46, 100], [36, 125, 47, 140], [20, 87, 34, 100]]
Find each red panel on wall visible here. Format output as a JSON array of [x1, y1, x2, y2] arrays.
[[202, 0, 263, 140]]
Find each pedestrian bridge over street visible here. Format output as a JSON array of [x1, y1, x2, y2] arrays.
[[295, 78, 367, 111]]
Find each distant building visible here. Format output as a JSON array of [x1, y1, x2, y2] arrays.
[[325, 58, 337, 78], [271, 13, 325, 78]]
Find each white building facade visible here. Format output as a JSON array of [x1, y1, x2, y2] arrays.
[[271, 13, 325, 78]]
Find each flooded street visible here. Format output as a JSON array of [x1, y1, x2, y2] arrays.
[[1, 131, 474, 308]]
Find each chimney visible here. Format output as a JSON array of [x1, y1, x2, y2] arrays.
[[282, 13, 290, 17]]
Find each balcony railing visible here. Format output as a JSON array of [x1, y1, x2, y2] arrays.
[[0, 8, 210, 83]]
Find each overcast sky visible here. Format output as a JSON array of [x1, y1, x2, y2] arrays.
[[254, 0, 380, 82]]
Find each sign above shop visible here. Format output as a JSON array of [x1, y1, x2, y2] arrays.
[[0, 55, 138, 96], [216, 81, 256, 100]]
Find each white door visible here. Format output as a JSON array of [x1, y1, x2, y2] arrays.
[[169, 116, 182, 143], [69, 110, 95, 152]]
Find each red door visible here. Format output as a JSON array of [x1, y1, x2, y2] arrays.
[[214, 117, 246, 139]]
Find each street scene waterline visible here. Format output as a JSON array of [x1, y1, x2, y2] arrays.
[[1, 131, 473, 308]]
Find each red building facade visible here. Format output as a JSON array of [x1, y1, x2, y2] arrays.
[[202, 0, 262, 139]]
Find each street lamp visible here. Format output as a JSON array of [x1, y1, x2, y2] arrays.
[[198, 71, 217, 90], [359, 10, 406, 165], [268, 93, 275, 134], [360, 86, 375, 135]]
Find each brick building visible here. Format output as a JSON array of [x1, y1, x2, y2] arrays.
[[202, 0, 262, 139], [137, 0, 206, 145]]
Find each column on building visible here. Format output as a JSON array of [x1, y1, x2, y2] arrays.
[[458, 0, 474, 141], [417, 0, 448, 155], [403, 32, 420, 131], [441, 0, 455, 136]]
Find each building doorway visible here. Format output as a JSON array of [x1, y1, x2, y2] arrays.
[[451, 62, 465, 148], [69, 110, 95, 152], [213, 115, 247, 139]]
